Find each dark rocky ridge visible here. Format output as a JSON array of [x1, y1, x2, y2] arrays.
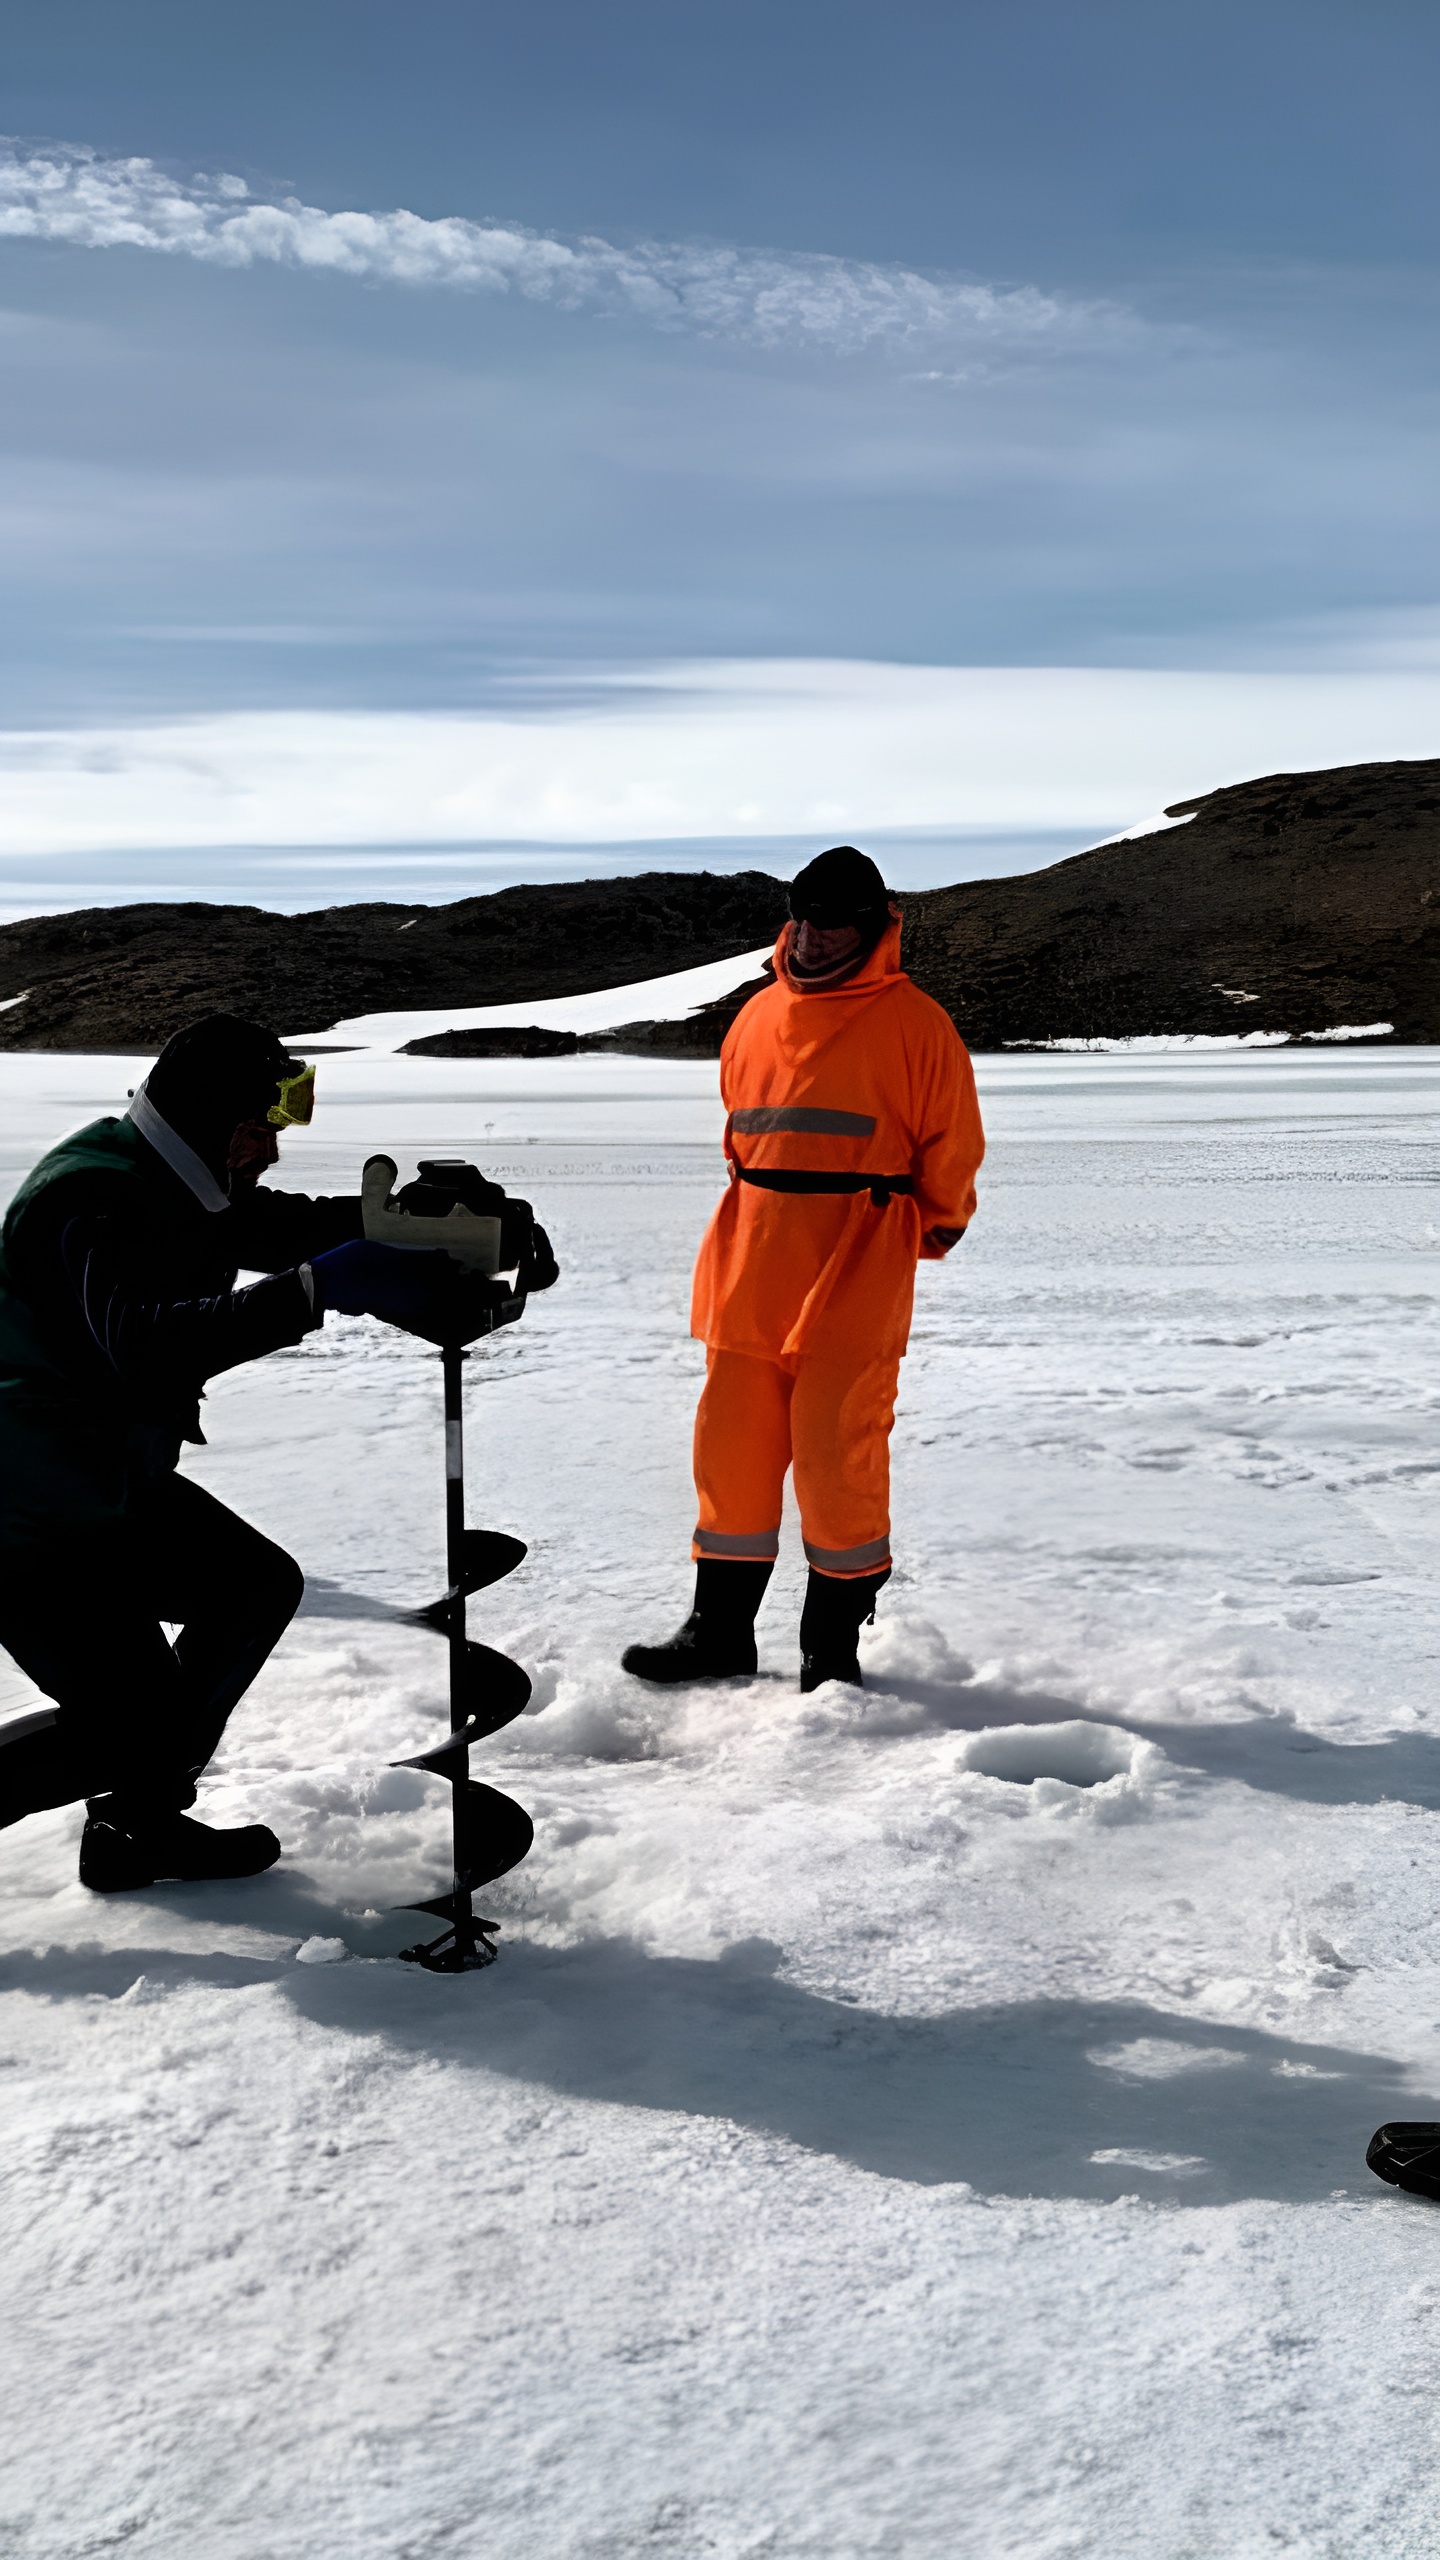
[[531, 760, 1438, 1053], [0, 870, 791, 1052], [0, 759, 1434, 1053], [900, 758, 1439, 1049]]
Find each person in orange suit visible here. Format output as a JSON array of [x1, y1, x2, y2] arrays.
[[623, 844, 985, 1692]]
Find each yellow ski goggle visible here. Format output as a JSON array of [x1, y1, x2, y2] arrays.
[[268, 1063, 316, 1129]]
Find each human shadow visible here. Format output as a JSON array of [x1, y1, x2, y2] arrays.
[[8, 1926, 1427, 2205], [872, 1669, 1440, 1810]]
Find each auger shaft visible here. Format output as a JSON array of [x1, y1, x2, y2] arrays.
[[438, 1341, 489, 1966], [443, 1340, 468, 1746]]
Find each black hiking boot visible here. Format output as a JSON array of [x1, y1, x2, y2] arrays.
[[622, 1559, 774, 1685], [79, 1795, 282, 1892], [798, 1566, 891, 1693]]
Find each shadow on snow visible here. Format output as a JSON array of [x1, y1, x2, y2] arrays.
[[4, 1922, 1432, 2209]]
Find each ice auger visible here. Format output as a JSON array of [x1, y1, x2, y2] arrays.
[[362, 1155, 557, 1975]]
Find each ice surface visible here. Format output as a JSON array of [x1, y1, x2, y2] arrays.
[[1, 1042, 1438, 2558]]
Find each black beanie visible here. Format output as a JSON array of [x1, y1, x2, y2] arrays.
[[145, 1014, 298, 1166], [788, 845, 890, 926]]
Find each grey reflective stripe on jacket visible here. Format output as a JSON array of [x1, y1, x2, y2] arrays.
[[729, 1107, 877, 1137]]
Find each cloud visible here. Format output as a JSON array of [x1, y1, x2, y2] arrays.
[[0, 140, 1121, 357], [0, 658, 1434, 857]]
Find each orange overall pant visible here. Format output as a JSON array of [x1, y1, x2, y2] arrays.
[[691, 1347, 900, 1578]]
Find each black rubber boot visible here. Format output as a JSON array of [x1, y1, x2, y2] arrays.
[[799, 1566, 891, 1693], [622, 1559, 774, 1684], [79, 1795, 282, 1892]]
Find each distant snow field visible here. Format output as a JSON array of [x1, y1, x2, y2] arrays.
[[1, 1040, 1438, 2559], [287, 943, 776, 1049]]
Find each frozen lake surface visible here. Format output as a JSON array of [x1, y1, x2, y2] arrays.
[[1, 1043, 1437, 2558]]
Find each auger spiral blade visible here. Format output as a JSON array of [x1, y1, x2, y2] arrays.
[[388, 1776, 535, 1887], [397, 1782, 534, 1971], [405, 1531, 528, 1630], [393, 1702, 528, 1779], [454, 1778, 535, 1888], [390, 1651, 531, 1768], [458, 1642, 533, 1734]]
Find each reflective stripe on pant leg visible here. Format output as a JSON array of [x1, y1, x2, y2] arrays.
[[802, 1534, 893, 1574], [790, 1355, 898, 1578], [692, 1348, 794, 1564], [694, 1527, 781, 1559]]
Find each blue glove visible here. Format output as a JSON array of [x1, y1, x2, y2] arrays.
[[309, 1241, 469, 1328]]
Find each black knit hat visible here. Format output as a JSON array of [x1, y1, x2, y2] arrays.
[[145, 1014, 299, 1163], [788, 845, 890, 926]]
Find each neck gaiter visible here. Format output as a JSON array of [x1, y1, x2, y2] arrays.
[[784, 919, 867, 989]]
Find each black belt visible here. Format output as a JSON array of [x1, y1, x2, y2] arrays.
[[736, 1167, 914, 1208]]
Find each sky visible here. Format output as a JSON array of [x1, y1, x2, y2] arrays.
[[2, 0, 1438, 907]]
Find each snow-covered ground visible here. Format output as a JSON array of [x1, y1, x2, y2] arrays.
[[1, 1040, 1438, 2559]]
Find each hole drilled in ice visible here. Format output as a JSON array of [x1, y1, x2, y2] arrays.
[[1090, 2148, 1208, 2173], [1088, 2038, 1246, 2079], [959, 1720, 1139, 1788]]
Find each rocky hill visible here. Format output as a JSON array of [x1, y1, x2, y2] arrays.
[[483, 758, 1438, 1053], [0, 758, 1434, 1052], [901, 758, 1439, 1047], [0, 870, 790, 1052]]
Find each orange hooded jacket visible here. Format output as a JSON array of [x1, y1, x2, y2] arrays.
[[690, 916, 985, 1365]]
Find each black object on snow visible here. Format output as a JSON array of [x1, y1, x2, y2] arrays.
[[1365, 2123, 1440, 2201], [79, 1801, 282, 1890]]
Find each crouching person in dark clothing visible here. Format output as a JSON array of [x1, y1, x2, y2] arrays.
[[0, 1012, 479, 1892]]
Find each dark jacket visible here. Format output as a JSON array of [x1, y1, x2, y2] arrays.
[[0, 1114, 363, 1543]]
